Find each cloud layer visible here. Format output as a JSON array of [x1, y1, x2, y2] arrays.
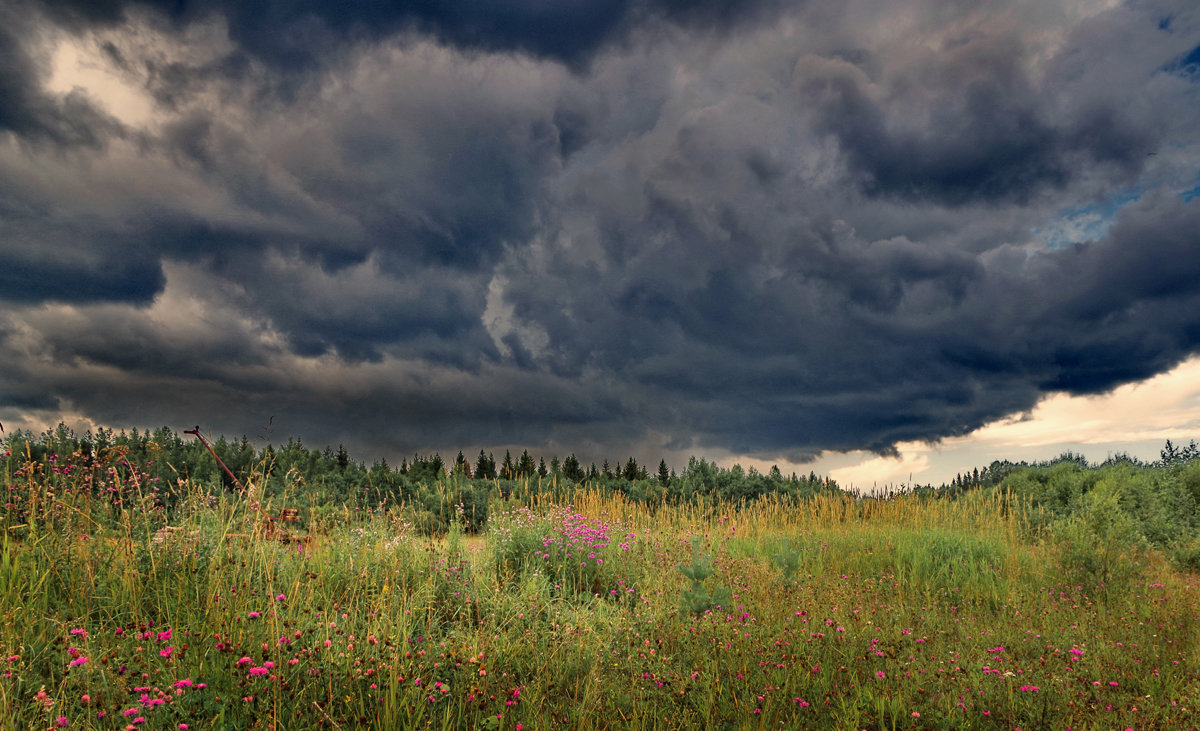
[[2, 0, 1200, 466]]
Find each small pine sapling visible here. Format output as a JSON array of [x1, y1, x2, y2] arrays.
[[678, 537, 732, 614], [769, 538, 803, 582]]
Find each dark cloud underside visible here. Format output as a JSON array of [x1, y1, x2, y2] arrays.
[[2, 0, 1200, 465]]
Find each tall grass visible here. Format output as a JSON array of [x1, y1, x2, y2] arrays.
[[1, 460, 1197, 729]]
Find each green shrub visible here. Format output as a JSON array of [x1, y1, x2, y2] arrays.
[[1169, 533, 1200, 572], [1053, 480, 1147, 594], [678, 537, 732, 614], [768, 537, 803, 582]]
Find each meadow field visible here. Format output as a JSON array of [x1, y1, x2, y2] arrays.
[[1, 437, 1198, 729]]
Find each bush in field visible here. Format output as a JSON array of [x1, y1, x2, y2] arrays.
[[1053, 479, 1147, 594], [1169, 533, 1200, 571]]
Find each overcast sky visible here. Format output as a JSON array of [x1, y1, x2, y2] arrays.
[[2, 0, 1200, 487]]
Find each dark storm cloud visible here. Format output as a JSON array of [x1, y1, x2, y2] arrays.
[[493, 58, 1200, 455], [29, 0, 628, 67], [802, 41, 1158, 205], [0, 11, 125, 148], [0, 287, 624, 457], [0, 186, 165, 304], [27, 0, 790, 75], [228, 259, 494, 362], [1015, 193, 1200, 392], [3, 0, 1200, 467], [0, 254, 163, 304]]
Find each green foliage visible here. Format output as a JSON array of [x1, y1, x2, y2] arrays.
[[1169, 533, 1200, 572], [768, 537, 803, 582], [996, 444, 1200, 567], [677, 456, 837, 504], [1160, 438, 1200, 466], [677, 538, 732, 614], [517, 449, 536, 478], [1052, 479, 1147, 594], [561, 453, 584, 483], [474, 450, 497, 480]]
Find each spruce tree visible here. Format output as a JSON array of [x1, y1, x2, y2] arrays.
[[478, 451, 499, 480], [518, 449, 536, 477], [622, 457, 640, 481], [563, 454, 583, 482]]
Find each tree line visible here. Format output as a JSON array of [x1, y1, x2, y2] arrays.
[[5, 423, 1198, 566], [1, 424, 840, 533]]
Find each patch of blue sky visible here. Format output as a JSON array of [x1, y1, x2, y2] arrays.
[[1179, 170, 1200, 202], [1159, 42, 1200, 78], [1032, 189, 1143, 251]]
